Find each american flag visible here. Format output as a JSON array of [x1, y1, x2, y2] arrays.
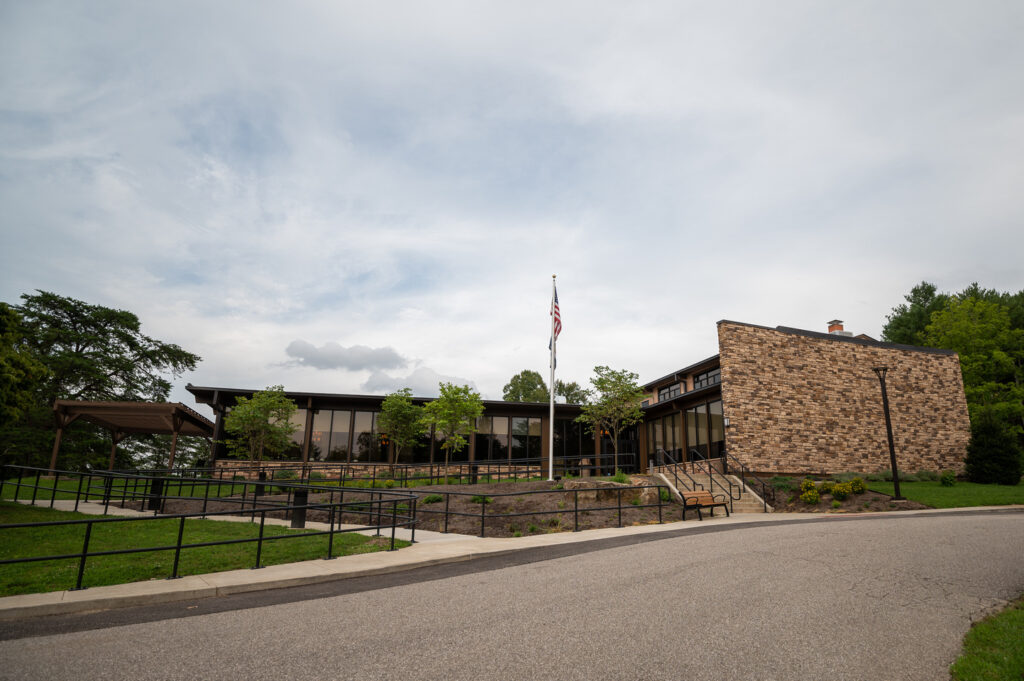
[[551, 285, 561, 341]]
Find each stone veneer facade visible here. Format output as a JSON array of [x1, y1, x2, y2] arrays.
[[717, 321, 970, 475]]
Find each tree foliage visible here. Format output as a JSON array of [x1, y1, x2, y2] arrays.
[[555, 379, 590, 405], [16, 291, 200, 403], [420, 382, 483, 469], [376, 388, 426, 464], [883, 281, 1024, 483], [502, 370, 549, 402], [1, 291, 202, 470], [576, 366, 644, 471], [0, 303, 47, 428], [965, 409, 1022, 485], [223, 386, 298, 462]]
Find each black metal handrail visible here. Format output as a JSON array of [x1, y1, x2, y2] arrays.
[[415, 483, 670, 537], [719, 451, 772, 512], [650, 449, 705, 500], [686, 451, 739, 512], [0, 465, 419, 591]]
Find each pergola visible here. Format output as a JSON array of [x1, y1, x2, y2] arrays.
[[50, 400, 215, 471]]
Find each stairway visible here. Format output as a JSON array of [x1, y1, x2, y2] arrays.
[[650, 465, 771, 514]]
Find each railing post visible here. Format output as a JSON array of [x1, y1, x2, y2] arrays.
[[49, 470, 60, 508], [443, 494, 450, 534], [253, 510, 267, 569], [73, 520, 94, 590], [573, 489, 579, 532], [30, 470, 40, 505], [170, 515, 186, 579], [479, 495, 486, 537], [658, 486, 663, 524], [389, 500, 397, 551], [617, 488, 622, 528], [410, 497, 417, 544], [326, 504, 336, 559]]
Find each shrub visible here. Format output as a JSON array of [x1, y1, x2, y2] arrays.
[[275, 469, 297, 480], [611, 470, 630, 484], [232, 474, 246, 481], [800, 487, 820, 505], [900, 472, 920, 483], [659, 488, 672, 502], [423, 494, 443, 504], [849, 477, 866, 494], [818, 480, 835, 495], [512, 530, 523, 537], [831, 500, 841, 509], [769, 476, 795, 492], [308, 471, 326, 481], [383, 479, 395, 489], [915, 470, 940, 482], [831, 482, 852, 501], [800, 478, 817, 493], [547, 517, 560, 527], [527, 524, 540, 533], [630, 497, 640, 506], [965, 409, 1023, 485], [940, 470, 956, 487], [469, 495, 493, 504], [865, 471, 888, 482]]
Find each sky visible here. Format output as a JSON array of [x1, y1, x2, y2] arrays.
[[2, 1, 1023, 416]]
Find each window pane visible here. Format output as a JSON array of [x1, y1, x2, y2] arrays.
[[511, 417, 529, 460], [328, 410, 351, 462], [527, 417, 542, 458], [282, 409, 306, 460], [352, 411, 377, 462], [491, 416, 509, 462]]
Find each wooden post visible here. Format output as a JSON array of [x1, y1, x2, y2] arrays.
[[108, 430, 127, 471], [301, 399, 314, 464], [167, 414, 184, 470], [49, 407, 81, 471]]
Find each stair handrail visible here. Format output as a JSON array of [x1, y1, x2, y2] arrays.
[[653, 449, 705, 496], [721, 451, 772, 512], [688, 450, 738, 511]]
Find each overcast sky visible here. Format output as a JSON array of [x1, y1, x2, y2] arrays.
[[2, 1, 1022, 415]]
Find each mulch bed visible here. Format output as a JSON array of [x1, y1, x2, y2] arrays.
[[769, 488, 928, 513]]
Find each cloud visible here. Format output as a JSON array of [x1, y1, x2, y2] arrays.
[[284, 340, 406, 371], [363, 366, 477, 398]]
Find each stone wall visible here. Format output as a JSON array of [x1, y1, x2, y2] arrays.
[[717, 321, 970, 475]]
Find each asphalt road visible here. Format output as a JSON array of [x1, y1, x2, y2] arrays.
[[1, 511, 1021, 681]]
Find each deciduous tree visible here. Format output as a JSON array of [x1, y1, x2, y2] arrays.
[[223, 386, 298, 462], [555, 379, 589, 405], [376, 388, 426, 465], [576, 366, 644, 472], [502, 370, 548, 402], [420, 383, 483, 471]]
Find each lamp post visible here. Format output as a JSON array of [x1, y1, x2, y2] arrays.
[[871, 367, 903, 500]]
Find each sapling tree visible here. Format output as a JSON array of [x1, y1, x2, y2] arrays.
[[223, 386, 298, 462], [576, 366, 645, 472], [376, 388, 426, 466], [420, 382, 483, 473]]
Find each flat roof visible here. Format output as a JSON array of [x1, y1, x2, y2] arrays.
[[53, 400, 214, 437], [716, 320, 958, 356], [641, 354, 719, 390]]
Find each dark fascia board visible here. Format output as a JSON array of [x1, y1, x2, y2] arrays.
[[185, 385, 582, 416], [641, 354, 720, 391], [641, 383, 721, 412], [715, 320, 958, 356]]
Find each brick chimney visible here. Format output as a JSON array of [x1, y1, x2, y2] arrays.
[[828, 319, 853, 337]]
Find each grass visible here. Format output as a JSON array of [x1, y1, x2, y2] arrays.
[[0, 501, 409, 596], [1, 476, 249, 503], [950, 595, 1024, 680], [867, 481, 1024, 508]]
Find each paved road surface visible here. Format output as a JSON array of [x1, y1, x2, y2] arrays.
[[1, 511, 1021, 681]]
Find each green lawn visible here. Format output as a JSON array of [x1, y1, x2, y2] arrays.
[[950, 595, 1024, 680], [868, 481, 1024, 508], [0, 475, 248, 503], [0, 501, 409, 596]]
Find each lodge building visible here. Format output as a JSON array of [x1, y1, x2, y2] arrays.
[[188, 320, 971, 476]]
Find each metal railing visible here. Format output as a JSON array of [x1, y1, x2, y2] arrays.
[[686, 451, 739, 512], [415, 483, 670, 537], [0, 465, 418, 591], [720, 452, 772, 512], [650, 449, 705, 498]]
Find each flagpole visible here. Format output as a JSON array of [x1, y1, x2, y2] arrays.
[[549, 274, 556, 482]]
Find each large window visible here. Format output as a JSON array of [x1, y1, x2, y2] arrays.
[[310, 410, 332, 461], [352, 411, 380, 462], [328, 410, 351, 461], [281, 408, 307, 460], [510, 417, 540, 460], [682, 399, 725, 460]]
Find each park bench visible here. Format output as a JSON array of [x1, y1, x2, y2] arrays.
[[682, 490, 730, 521]]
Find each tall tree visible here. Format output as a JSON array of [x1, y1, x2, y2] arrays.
[[502, 370, 549, 402], [0, 304, 46, 428], [376, 388, 426, 465], [555, 379, 590, 405], [420, 382, 483, 472], [576, 366, 645, 472], [881, 282, 950, 345], [16, 290, 200, 404], [2, 291, 201, 470], [223, 386, 298, 462]]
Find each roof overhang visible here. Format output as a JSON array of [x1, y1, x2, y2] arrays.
[[53, 400, 214, 437]]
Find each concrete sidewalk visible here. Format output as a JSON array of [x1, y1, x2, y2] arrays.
[[2, 502, 1021, 621]]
